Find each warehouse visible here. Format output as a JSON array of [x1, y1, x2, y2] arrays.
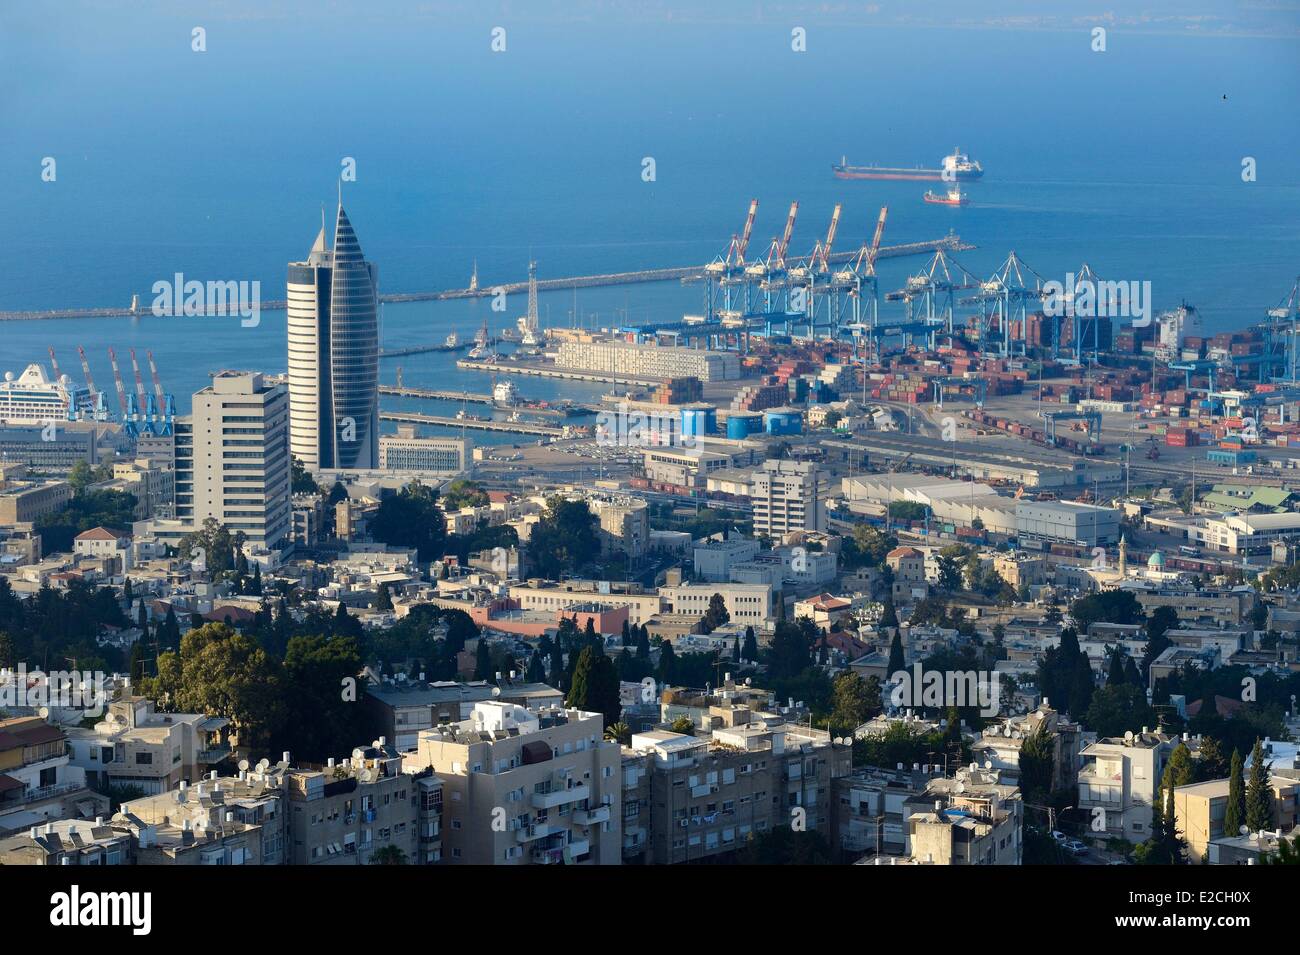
[[1014, 500, 1120, 547]]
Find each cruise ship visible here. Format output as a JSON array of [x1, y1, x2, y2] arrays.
[[0, 363, 95, 425]]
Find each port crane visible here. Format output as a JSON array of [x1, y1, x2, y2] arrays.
[[1261, 276, 1300, 384], [785, 204, 843, 339], [886, 248, 982, 342], [835, 205, 889, 337], [107, 348, 130, 420], [698, 199, 759, 328], [47, 347, 63, 381], [145, 350, 165, 403], [129, 349, 148, 403], [76, 346, 99, 401], [965, 251, 1046, 358]]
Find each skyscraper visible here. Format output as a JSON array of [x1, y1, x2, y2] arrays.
[[287, 203, 379, 471]]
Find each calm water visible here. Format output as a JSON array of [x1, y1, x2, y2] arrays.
[[4, 6, 1298, 435]]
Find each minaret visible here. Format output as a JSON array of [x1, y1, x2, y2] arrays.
[[1118, 534, 1128, 576]]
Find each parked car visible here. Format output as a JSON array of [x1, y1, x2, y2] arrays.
[[1063, 839, 1089, 856], [1050, 830, 1067, 843]]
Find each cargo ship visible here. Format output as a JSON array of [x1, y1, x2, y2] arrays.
[[833, 148, 983, 182], [923, 187, 970, 206]]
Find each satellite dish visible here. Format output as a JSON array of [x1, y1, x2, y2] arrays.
[[984, 760, 993, 770], [38, 707, 49, 719], [1124, 730, 1134, 742], [257, 759, 270, 772], [238, 759, 250, 772]]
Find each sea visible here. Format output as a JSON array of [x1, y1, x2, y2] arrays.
[[3, 6, 1298, 442]]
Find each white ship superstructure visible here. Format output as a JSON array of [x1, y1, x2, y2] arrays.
[[0, 363, 93, 424]]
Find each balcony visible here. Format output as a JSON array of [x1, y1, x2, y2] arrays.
[[531, 846, 565, 865], [564, 838, 591, 860], [531, 782, 589, 810], [574, 805, 611, 826], [516, 822, 562, 844]]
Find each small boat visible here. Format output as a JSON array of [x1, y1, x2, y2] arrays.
[[444, 330, 459, 348], [923, 187, 970, 206]]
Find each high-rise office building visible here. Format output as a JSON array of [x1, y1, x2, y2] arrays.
[[287, 203, 379, 471], [173, 371, 291, 550]]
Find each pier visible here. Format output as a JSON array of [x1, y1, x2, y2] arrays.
[[379, 410, 565, 438], [0, 235, 968, 322]]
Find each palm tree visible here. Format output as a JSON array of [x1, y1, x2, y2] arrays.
[[603, 722, 632, 745], [368, 845, 408, 865]]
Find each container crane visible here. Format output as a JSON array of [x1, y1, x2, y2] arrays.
[[47, 347, 63, 381], [76, 346, 99, 400], [107, 347, 130, 419], [146, 350, 165, 403], [129, 348, 147, 402]]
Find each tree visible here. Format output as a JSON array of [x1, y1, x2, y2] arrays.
[[738, 828, 833, 865], [603, 722, 632, 745], [657, 642, 677, 685], [1141, 606, 1178, 678], [179, 518, 235, 577], [1070, 590, 1143, 631], [280, 634, 364, 763], [526, 496, 600, 579], [741, 626, 757, 664], [669, 715, 694, 735], [1245, 739, 1274, 833], [375, 583, 393, 612], [566, 646, 621, 727], [143, 623, 287, 751], [830, 672, 876, 734], [636, 625, 651, 660], [1083, 684, 1154, 739], [701, 592, 730, 633], [1225, 749, 1246, 836], [886, 630, 905, 680], [369, 845, 408, 865], [1195, 735, 1228, 781], [290, 455, 319, 494], [474, 640, 493, 682], [936, 554, 963, 592], [441, 479, 489, 511], [368, 482, 448, 562], [1161, 741, 1196, 821], [1260, 838, 1300, 865], [880, 599, 899, 629], [766, 619, 814, 681], [525, 650, 546, 684], [1018, 721, 1055, 802]]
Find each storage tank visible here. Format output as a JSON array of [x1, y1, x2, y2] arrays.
[[680, 406, 717, 440], [726, 411, 762, 440], [764, 408, 803, 436]]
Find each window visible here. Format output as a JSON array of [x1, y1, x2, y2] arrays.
[[134, 752, 153, 765]]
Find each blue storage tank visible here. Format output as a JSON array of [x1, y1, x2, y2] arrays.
[[680, 406, 717, 439], [726, 412, 762, 440], [764, 409, 803, 435]]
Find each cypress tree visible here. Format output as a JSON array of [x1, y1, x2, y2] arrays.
[[526, 650, 546, 683], [474, 640, 493, 682], [1225, 749, 1246, 836], [887, 630, 905, 679], [635, 625, 650, 660], [741, 626, 757, 664], [1245, 739, 1274, 833]]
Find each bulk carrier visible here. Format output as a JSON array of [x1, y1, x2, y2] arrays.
[[833, 148, 984, 182]]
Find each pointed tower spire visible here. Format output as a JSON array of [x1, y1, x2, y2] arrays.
[[1118, 534, 1128, 576]]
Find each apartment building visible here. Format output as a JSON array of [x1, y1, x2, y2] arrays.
[[65, 696, 228, 795], [589, 494, 650, 559], [1077, 730, 1178, 843], [403, 701, 621, 865], [621, 715, 850, 864], [104, 458, 175, 520], [661, 581, 776, 629], [832, 765, 932, 861], [365, 679, 500, 752], [750, 459, 826, 538], [120, 769, 287, 866], [904, 766, 1023, 864], [1173, 774, 1299, 863], [971, 705, 1083, 793], [0, 716, 107, 837], [0, 818, 132, 866], [287, 742, 420, 865], [171, 371, 292, 550]]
